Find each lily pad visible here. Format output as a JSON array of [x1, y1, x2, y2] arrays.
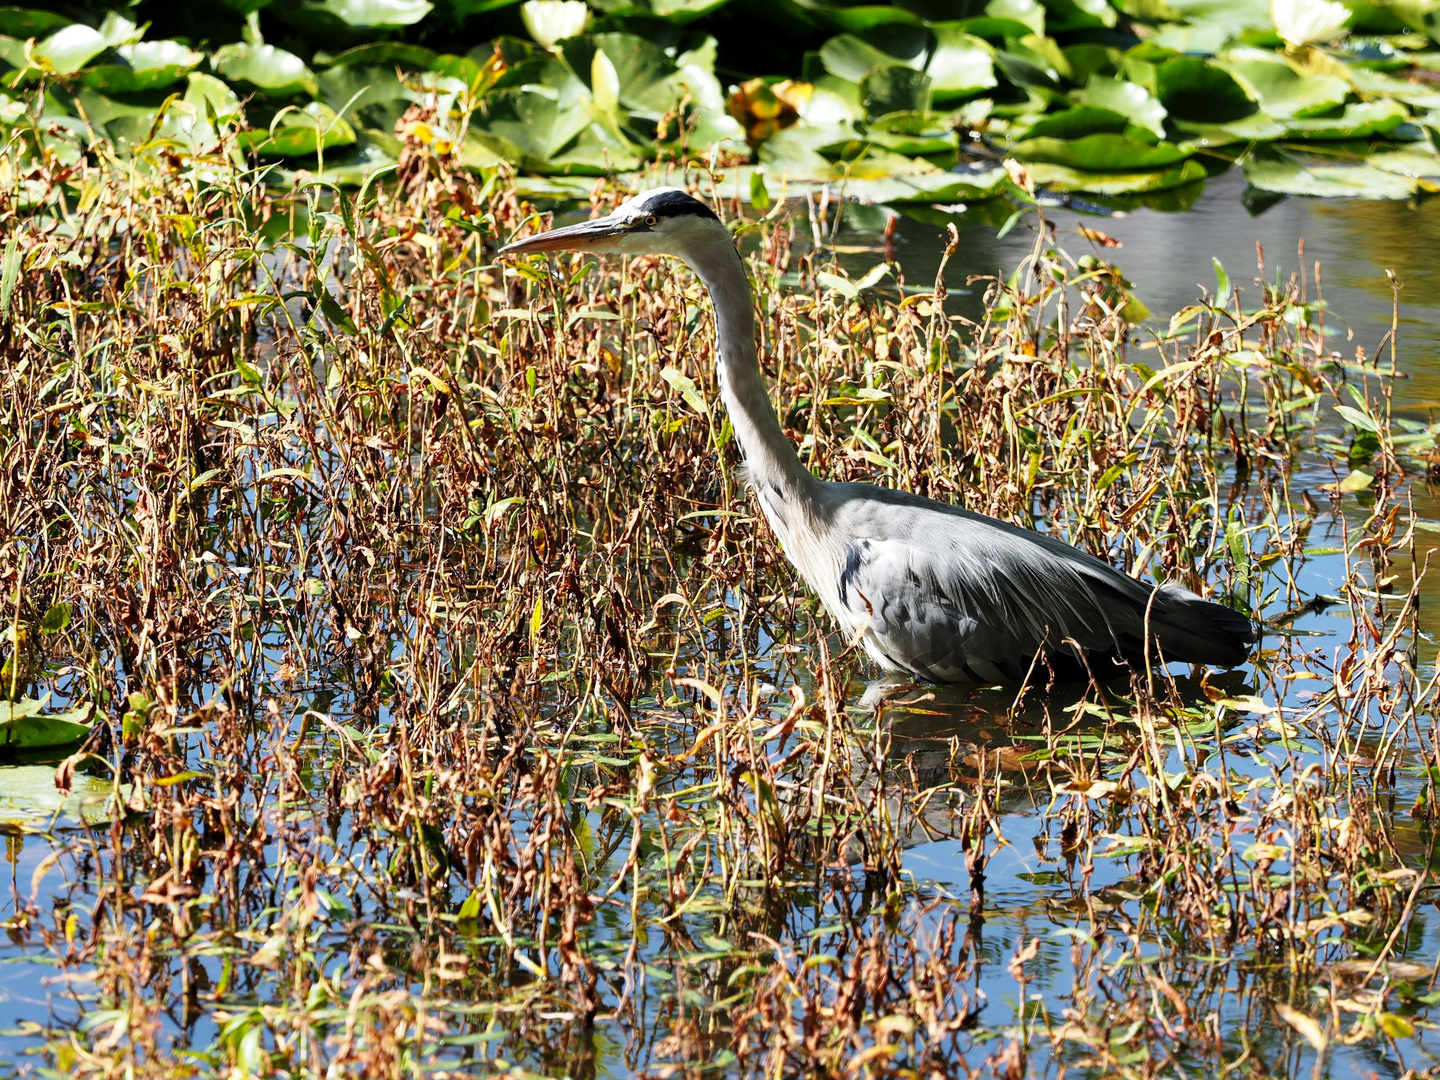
[[312, 0, 434, 26], [1281, 98, 1408, 138], [1155, 55, 1256, 122], [81, 40, 205, 95], [1077, 76, 1168, 139], [819, 33, 923, 83], [213, 41, 320, 96], [1021, 103, 1154, 140], [0, 764, 123, 827], [1220, 47, 1349, 118], [0, 9, 70, 38], [927, 25, 999, 100], [1012, 132, 1194, 168], [1025, 157, 1209, 191], [32, 24, 108, 75], [0, 697, 93, 752], [862, 65, 932, 116], [1243, 151, 1417, 197], [469, 85, 599, 172]]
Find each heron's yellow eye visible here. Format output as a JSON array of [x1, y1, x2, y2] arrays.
[[645, 214, 658, 227]]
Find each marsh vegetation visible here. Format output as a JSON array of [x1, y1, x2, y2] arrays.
[[0, 126, 1438, 1077]]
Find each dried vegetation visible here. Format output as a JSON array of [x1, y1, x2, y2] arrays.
[[0, 127, 1438, 1078]]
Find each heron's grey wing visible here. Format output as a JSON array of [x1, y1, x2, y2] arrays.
[[834, 529, 1139, 683]]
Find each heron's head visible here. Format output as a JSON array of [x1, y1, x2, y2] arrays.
[[498, 187, 728, 261]]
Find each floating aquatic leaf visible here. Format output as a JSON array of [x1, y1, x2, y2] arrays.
[[1155, 56, 1257, 121], [213, 42, 319, 96], [926, 25, 999, 100], [0, 8, 69, 38], [32, 24, 107, 75], [80, 40, 204, 95], [1243, 152, 1417, 197], [1012, 133, 1194, 168], [1281, 98, 1408, 138], [862, 65, 932, 117], [1025, 157, 1209, 191], [1078, 76, 1168, 139], [0, 698, 92, 751], [0, 764, 122, 826], [1220, 47, 1349, 118], [313, 0, 434, 27]]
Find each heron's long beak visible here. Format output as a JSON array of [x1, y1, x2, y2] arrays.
[[498, 214, 628, 256]]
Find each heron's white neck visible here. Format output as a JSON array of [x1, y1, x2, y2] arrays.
[[678, 238, 816, 502]]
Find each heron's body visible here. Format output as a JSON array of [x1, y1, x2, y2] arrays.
[[502, 188, 1256, 684]]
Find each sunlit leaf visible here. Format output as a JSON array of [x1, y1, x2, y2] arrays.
[[1077, 75, 1168, 139], [213, 41, 319, 96], [33, 24, 107, 75], [81, 40, 204, 94], [1242, 151, 1416, 198], [313, 0, 433, 27], [1012, 133, 1194, 169], [1220, 47, 1349, 119], [0, 764, 121, 825], [926, 26, 998, 100], [1024, 157, 1209, 192]]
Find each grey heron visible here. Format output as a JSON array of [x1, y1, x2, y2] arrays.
[[500, 188, 1257, 684]]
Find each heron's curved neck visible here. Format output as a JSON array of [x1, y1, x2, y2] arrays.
[[681, 240, 814, 498]]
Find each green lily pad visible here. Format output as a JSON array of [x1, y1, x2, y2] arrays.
[[213, 41, 319, 96], [80, 40, 205, 94], [759, 124, 851, 181], [1025, 156, 1209, 191], [563, 32, 691, 119], [1243, 151, 1417, 197], [817, 4, 926, 32], [1154, 56, 1256, 122], [32, 24, 108, 75], [838, 165, 1010, 203], [1172, 111, 1289, 145], [187, 72, 243, 121], [943, 16, 1043, 39], [0, 764, 123, 827], [469, 85, 596, 172], [1020, 103, 1155, 140], [311, 0, 434, 26], [1220, 47, 1349, 118], [927, 25, 999, 100], [0, 8, 69, 38], [238, 102, 357, 156], [319, 41, 440, 68], [1282, 98, 1409, 138], [862, 64, 932, 116], [1077, 75, 1168, 139], [1012, 132, 1194, 168], [987, 0, 1048, 33], [1368, 143, 1440, 178], [0, 697, 93, 752], [1041, 0, 1119, 31], [820, 33, 919, 83]]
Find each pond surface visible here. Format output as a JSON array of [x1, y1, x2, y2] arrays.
[[3, 175, 1440, 1077]]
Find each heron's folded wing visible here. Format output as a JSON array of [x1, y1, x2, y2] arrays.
[[835, 524, 1152, 683]]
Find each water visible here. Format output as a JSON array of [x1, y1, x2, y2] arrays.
[[4, 177, 1440, 1076]]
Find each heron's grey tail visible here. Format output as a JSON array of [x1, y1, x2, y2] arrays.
[[1145, 584, 1257, 667]]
